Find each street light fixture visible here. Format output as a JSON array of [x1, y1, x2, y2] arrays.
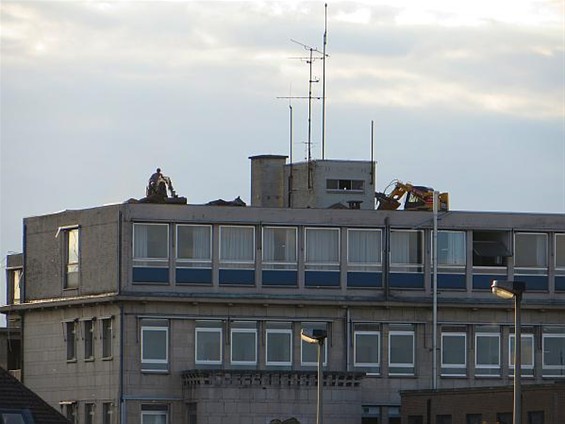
[[491, 280, 526, 424], [301, 329, 327, 424]]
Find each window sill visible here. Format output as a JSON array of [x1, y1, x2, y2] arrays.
[[66, 359, 77, 364], [141, 369, 169, 375], [102, 356, 113, 361], [84, 358, 95, 363]]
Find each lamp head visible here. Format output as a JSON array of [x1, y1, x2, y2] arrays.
[[301, 328, 328, 344], [491, 280, 526, 300]]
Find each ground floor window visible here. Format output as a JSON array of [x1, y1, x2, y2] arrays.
[[141, 404, 168, 424]]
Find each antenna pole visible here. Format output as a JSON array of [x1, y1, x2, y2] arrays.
[[370, 120, 375, 186], [289, 104, 294, 208], [321, 3, 328, 160]]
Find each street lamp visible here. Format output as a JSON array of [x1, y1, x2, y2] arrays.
[[301, 329, 327, 424], [491, 280, 526, 424]]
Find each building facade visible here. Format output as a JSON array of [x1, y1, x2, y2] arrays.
[[3, 158, 565, 424]]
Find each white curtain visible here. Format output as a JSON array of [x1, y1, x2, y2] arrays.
[[263, 227, 296, 263], [220, 226, 254, 262], [391, 231, 421, 264], [348, 230, 380, 264], [438, 231, 466, 266], [178, 225, 211, 260], [305, 228, 339, 264]]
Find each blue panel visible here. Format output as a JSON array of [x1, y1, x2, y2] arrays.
[[305, 271, 340, 287], [347, 272, 382, 288], [518, 275, 548, 291], [133, 267, 169, 284], [262, 270, 298, 287], [219, 269, 255, 285], [389, 273, 424, 289], [176, 268, 212, 285], [473, 274, 502, 290], [556, 276, 565, 292], [438, 274, 466, 290]]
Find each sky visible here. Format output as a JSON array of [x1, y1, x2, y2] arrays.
[[1, 0, 564, 295]]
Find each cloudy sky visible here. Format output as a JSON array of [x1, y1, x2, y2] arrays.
[[1, 1, 563, 267]]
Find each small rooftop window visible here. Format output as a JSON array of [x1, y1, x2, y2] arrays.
[[326, 179, 364, 192]]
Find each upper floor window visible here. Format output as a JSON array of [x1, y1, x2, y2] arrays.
[[263, 226, 297, 270], [101, 317, 113, 359], [556, 234, 565, 272], [133, 223, 169, 264], [509, 333, 534, 376], [390, 230, 423, 272], [348, 229, 382, 271], [301, 322, 328, 366], [472, 231, 510, 267], [388, 325, 415, 376], [195, 322, 223, 365], [219, 226, 255, 268], [305, 228, 339, 271], [176, 224, 211, 267], [8, 268, 22, 304], [542, 326, 565, 377], [438, 231, 466, 269], [266, 324, 292, 367], [65, 320, 77, 362], [63, 227, 80, 289], [475, 327, 500, 376], [230, 322, 257, 366], [441, 331, 467, 377], [353, 323, 380, 373], [326, 179, 364, 192], [141, 320, 169, 373], [83, 319, 95, 361], [514, 233, 547, 274], [85, 403, 95, 424]]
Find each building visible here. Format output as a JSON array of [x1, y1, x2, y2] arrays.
[[2, 156, 565, 424], [400, 382, 565, 424]]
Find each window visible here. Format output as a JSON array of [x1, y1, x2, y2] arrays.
[[219, 226, 255, 267], [65, 321, 77, 361], [556, 234, 565, 271], [65, 227, 80, 289], [141, 405, 168, 424], [177, 225, 212, 267], [326, 179, 364, 192], [408, 417, 424, 424], [8, 269, 22, 304], [475, 328, 500, 376], [195, 323, 222, 365], [141, 320, 169, 372], [496, 412, 512, 424], [133, 223, 169, 264], [263, 227, 297, 270], [266, 325, 292, 366], [231, 322, 257, 365], [528, 411, 545, 424], [84, 320, 94, 360], [390, 230, 423, 272], [0, 411, 32, 424], [441, 332, 467, 376], [354, 327, 380, 372], [515, 233, 547, 274], [348, 229, 382, 271], [85, 403, 95, 424], [438, 231, 466, 269], [102, 403, 113, 424], [472, 231, 510, 267], [509, 333, 534, 376], [436, 415, 452, 424], [466, 414, 482, 424], [102, 402, 113, 424], [388, 325, 415, 375], [301, 323, 328, 366], [542, 327, 565, 377], [101, 318, 113, 359], [305, 228, 339, 271], [63, 402, 77, 424]]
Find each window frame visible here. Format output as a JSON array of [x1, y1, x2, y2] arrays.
[[133, 223, 170, 262], [101, 317, 113, 359], [265, 328, 293, 366], [195, 327, 223, 365], [437, 230, 466, 270], [347, 228, 382, 268], [326, 178, 365, 192], [508, 333, 534, 374], [300, 323, 328, 366], [514, 232, 548, 274], [475, 332, 501, 376], [219, 225, 256, 266], [542, 331, 565, 376], [353, 330, 381, 368], [390, 229, 424, 272], [84, 402, 95, 424], [65, 320, 77, 362], [555, 233, 565, 271], [230, 327, 258, 366], [440, 332, 467, 376], [140, 324, 169, 372], [262, 226, 298, 269], [176, 224, 212, 266], [388, 329, 415, 375], [83, 319, 95, 361], [62, 226, 80, 289], [304, 227, 340, 269]]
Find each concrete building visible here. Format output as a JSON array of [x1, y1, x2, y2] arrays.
[[2, 156, 565, 424]]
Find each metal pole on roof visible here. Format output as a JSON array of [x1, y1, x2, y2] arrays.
[[432, 190, 439, 390]]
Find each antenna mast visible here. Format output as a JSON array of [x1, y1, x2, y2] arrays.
[[321, 3, 328, 160]]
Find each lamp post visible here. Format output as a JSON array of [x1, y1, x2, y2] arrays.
[[491, 280, 526, 424], [301, 329, 327, 424]]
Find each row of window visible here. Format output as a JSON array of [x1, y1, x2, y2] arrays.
[[133, 223, 565, 272], [407, 411, 545, 424], [64, 317, 113, 362], [63, 401, 114, 424], [138, 320, 565, 378]]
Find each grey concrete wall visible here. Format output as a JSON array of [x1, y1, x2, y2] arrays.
[[24, 205, 121, 300]]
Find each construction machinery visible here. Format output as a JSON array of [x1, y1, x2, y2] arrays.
[[139, 169, 187, 204], [376, 180, 449, 211]]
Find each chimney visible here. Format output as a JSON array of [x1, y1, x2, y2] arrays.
[[249, 155, 288, 208]]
